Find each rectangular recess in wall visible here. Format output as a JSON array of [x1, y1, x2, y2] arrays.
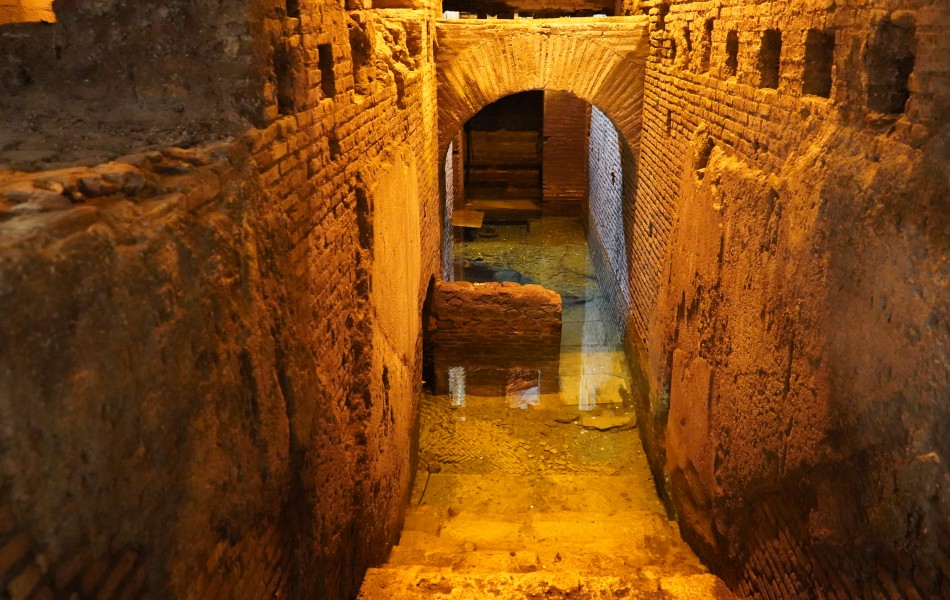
[[757, 29, 781, 88], [318, 43, 336, 99], [866, 21, 915, 114], [275, 47, 296, 116], [725, 30, 739, 78], [700, 19, 713, 73], [802, 29, 834, 98], [286, 0, 300, 17]]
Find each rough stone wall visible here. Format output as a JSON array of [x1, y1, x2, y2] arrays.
[[429, 281, 562, 395], [625, 0, 950, 597], [542, 91, 590, 216], [0, 1, 441, 599], [587, 106, 631, 334], [0, 0, 265, 169]]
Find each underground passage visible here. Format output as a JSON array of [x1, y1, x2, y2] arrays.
[[0, 1, 947, 599]]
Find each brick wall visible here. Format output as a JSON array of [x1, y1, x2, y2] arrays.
[[624, 0, 950, 598], [542, 90, 590, 216], [436, 17, 650, 158], [587, 106, 631, 335], [0, 1, 441, 599], [429, 281, 562, 395]]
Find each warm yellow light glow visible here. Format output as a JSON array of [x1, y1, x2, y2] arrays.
[[0, 0, 55, 25]]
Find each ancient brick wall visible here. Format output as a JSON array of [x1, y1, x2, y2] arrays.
[[587, 106, 631, 335], [436, 17, 650, 157], [624, 0, 950, 598], [429, 281, 562, 395], [0, 1, 441, 599], [542, 91, 590, 216]]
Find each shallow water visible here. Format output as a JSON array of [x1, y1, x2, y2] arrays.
[[361, 217, 729, 600], [418, 216, 648, 479]]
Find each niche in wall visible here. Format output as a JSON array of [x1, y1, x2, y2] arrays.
[[802, 29, 835, 98], [286, 0, 300, 18], [656, 3, 669, 31], [866, 20, 916, 114], [700, 19, 714, 73], [275, 45, 302, 116], [725, 30, 739, 78], [757, 29, 781, 89], [318, 43, 337, 99]]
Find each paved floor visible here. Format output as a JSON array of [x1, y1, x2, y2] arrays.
[[358, 217, 735, 599]]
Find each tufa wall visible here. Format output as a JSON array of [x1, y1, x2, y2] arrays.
[[0, 0, 441, 598], [624, 0, 950, 598]]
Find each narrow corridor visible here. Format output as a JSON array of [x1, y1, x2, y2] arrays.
[[359, 218, 734, 599]]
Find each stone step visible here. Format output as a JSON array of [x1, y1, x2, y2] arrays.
[[401, 508, 683, 548], [414, 473, 669, 515], [385, 546, 707, 578], [357, 567, 736, 599]]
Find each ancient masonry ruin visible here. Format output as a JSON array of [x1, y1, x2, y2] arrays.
[[0, 0, 948, 598]]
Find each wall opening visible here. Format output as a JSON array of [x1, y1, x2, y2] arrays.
[[329, 131, 341, 160], [275, 46, 299, 116], [683, 26, 693, 55], [461, 91, 544, 219], [757, 29, 781, 89], [318, 43, 337, 100], [286, 0, 300, 18], [700, 19, 714, 73], [725, 30, 739, 78], [695, 138, 714, 180], [802, 29, 835, 98], [866, 20, 916, 114], [655, 3, 669, 31], [349, 17, 373, 96]]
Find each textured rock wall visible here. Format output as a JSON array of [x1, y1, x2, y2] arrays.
[[625, 0, 950, 597], [0, 1, 441, 599], [0, 0, 265, 168], [429, 281, 562, 395]]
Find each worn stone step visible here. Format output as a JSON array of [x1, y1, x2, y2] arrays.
[[357, 567, 736, 599], [414, 473, 669, 515], [401, 508, 683, 549], [385, 546, 708, 578]]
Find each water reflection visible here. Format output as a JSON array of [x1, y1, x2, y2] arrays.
[[448, 366, 466, 408], [446, 217, 633, 411], [444, 366, 544, 409]]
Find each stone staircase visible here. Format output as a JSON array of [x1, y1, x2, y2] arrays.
[[358, 473, 736, 599]]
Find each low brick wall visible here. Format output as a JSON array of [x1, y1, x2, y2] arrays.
[[429, 281, 562, 395]]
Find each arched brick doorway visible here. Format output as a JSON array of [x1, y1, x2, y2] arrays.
[[435, 16, 650, 158]]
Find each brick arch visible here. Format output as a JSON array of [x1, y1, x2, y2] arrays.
[[436, 17, 651, 157]]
